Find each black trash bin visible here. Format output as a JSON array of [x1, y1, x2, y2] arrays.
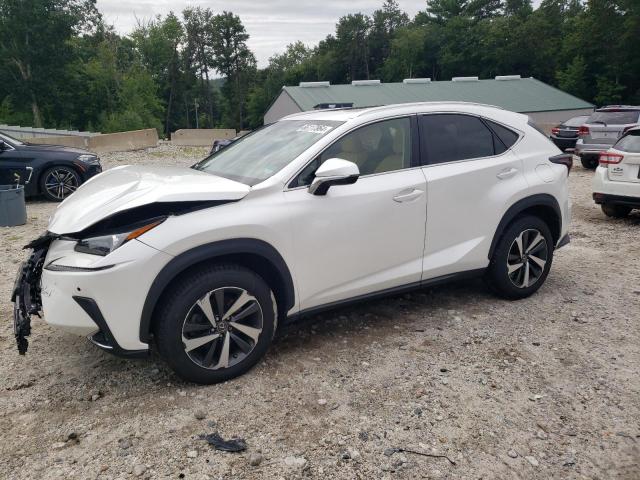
[[0, 184, 27, 227]]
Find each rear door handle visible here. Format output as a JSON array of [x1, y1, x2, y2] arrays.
[[497, 167, 518, 180], [393, 188, 424, 203]]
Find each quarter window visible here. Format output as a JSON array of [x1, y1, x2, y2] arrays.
[[420, 114, 513, 165], [485, 119, 519, 149]]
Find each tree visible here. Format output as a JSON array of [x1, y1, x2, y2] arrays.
[[0, 0, 100, 127], [335, 14, 372, 81], [183, 7, 216, 127], [211, 11, 256, 130], [132, 13, 184, 135], [556, 56, 589, 100], [369, 0, 410, 76]]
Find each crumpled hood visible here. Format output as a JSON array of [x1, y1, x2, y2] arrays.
[[48, 165, 250, 234]]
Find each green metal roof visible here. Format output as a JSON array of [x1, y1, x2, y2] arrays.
[[282, 77, 593, 113]]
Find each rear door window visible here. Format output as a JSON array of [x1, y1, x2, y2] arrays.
[[419, 114, 507, 164]]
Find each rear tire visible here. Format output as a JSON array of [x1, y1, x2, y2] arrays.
[[486, 215, 554, 300], [601, 204, 631, 218], [580, 155, 598, 170], [154, 264, 276, 384]]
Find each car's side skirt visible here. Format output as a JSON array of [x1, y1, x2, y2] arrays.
[[286, 268, 486, 324]]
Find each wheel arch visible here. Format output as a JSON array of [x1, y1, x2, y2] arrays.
[[488, 194, 562, 260], [139, 238, 296, 344]]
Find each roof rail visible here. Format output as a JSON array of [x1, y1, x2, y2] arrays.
[[299, 81, 330, 88], [495, 75, 521, 81], [352, 80, 381, 86], [403, 78, 431, 84], [452, 76, 479, 82], [356, 101, 506, 117]]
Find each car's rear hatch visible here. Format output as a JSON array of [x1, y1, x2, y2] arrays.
[[583, 109, 640, 146], [604, 131, 640, 183]]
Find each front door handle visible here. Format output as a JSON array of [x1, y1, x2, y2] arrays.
[[497, 167, 518, 180], [393, 188, 424, 203]]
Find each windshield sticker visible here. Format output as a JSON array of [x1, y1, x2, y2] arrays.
[[296, 124, 333, 134]]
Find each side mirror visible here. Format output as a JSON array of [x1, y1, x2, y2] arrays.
[[0, 140, 6, 150], [308, 158, 360, 196]]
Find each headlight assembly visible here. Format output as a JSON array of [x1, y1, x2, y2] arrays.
[[77, 154, 100, 165], [74, 218, 165, 256]]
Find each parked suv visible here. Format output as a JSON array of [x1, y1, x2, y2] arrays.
[[575, 106, 640, 169], [593, 126, 640, 218], [12, 103, 571, 384]]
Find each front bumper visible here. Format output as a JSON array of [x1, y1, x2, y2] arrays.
[[12, 234, 173, 355]]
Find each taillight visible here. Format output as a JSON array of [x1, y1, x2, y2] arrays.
[[549, 153, 573, 174], [599, 152, 624, 165], [578, 125, 589, 136], [551, 127, 560, 135]]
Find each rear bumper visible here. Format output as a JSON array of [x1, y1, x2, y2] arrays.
[[592, 166, 640, 207], [575, 140, 611, 156], [593, 193, 640, 208], [550, 137, 577, 151]]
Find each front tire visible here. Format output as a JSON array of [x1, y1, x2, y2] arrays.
[[486, 215, 554, 300], [601, 204, 631, 218], [154, 264, 276, 384], [40, 166, 80, 202]]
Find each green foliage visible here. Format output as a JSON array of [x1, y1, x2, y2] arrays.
[[556, 56, 589, 100], [1, 0, 640, 134]]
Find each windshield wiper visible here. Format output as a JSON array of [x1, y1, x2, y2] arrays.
[[590, 120, 607, 126]]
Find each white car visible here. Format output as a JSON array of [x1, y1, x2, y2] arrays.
[[593, 126, 640, 217], [12, 102, 571, 384]]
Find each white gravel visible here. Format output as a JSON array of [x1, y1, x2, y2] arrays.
[[1, 145, 639, 479]]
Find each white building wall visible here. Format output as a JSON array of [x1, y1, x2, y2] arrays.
[[264, 91, 303, 124]]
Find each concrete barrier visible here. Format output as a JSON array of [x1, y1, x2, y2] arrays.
[[28, 136, 89, 149], [24, 128, 158, 153], [171, 129, 236, 146], [89, 128, 158, 153]]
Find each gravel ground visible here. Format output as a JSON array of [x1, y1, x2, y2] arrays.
[[1, 143, 638, 479]]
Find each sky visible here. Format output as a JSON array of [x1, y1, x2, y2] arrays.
[[97, 0, 541, 68]]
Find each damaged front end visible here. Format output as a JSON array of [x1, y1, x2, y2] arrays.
[[11, 233, 56, 354]]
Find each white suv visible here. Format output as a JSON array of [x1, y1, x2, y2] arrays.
[[593, 126, 640, 217], [12, 103, 571, 384]]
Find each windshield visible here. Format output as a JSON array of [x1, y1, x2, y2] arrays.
[[587, 110, 640, 125], [193, 120, 343, 185], [0, 131, 24, 146]]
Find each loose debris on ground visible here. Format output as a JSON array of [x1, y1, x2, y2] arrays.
[[1, 145, 639, 479]]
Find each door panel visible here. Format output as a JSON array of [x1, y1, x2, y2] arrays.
[[0, 149, 30, 186], [418, 114, 528, 279], [284, 169, 427, 310], [421, 152, 527, 278]]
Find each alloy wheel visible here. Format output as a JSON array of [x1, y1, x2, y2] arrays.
[[181, 287, 263, 370], [506, 229, 548, 288], [44, 168, 78, 200]]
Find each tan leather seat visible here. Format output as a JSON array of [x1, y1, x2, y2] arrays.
[[374, 130, 406, 173]]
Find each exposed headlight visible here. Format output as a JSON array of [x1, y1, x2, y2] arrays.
[[77, 154, 100, 165], [74, 218, 165, 256]]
